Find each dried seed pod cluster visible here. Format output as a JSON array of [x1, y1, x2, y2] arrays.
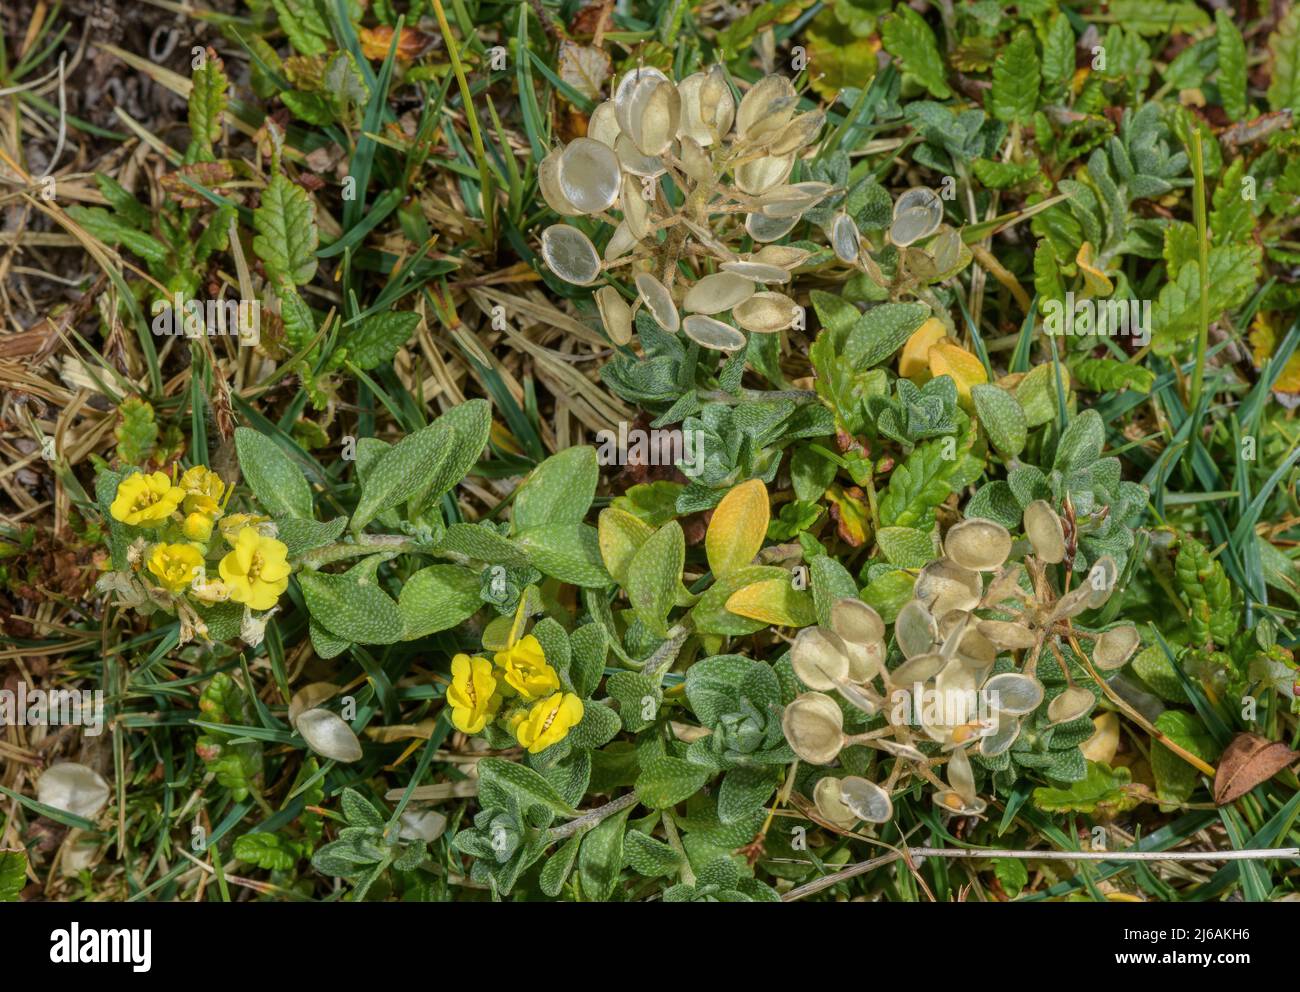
[[787, 504, 1143, 830], [538, 67, 826, 351]]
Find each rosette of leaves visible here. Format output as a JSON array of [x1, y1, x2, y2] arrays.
[[195, 673, 263, 803], [967, 409, 1148, 573], [311, 788, 436, 901], [865, 374, 964, 449], [681, 655, 794, 823]]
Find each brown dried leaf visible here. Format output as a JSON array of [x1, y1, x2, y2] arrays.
[[1213, 732, 1298, 806]]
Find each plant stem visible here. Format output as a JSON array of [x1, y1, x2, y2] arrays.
[[1188, 129, 1210, 413], [548, 791, 641, 841], [296, 534, 451, 569]]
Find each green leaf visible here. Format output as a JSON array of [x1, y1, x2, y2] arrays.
[[1052, 409, 1105, 474], [67, 207, 169, 265], [1041, 14, 1075, 96], [272, 0, 331, 55], [233, 831, 302, 871], [1032, 762, 1138, 813], [1151, 243, 1261, 355], [1151, 710, 1217, 806], [625, 829, 683, 877], [1268, 3, 1300, 114], [718, 767, 779, 824], [970, 384, 1028, 457], [478, 757, 577, 816], [186, 51, 228, 163], [235, 426, 314, 519], [277, 516, 347, 558], [515, 523, 611, 588], [810, 555, 859, 628], [343, 311, 420, 371], [625, 521, 685, 637], [253, 173, 319, 286], [845, 302, 929, 370], [351, 422, 452, 532], [298, 567, 404, 645], [860, 569, 915, 622], [0, 848, 27, 902], [413, 399, 491, 510], [880, 6, 951, 99], [578, 806, 630, 901], [636, 755, 711, 810], [398, 565, 482, 639], [1071, 357, 1155, 394], [989, 29, 1041, 125], [512, 446, 599, 531], [993, 857, 1028, 898], [607, 672, 662, 733], [878, 435, 963, 530], [540, 834, 581, 897], [1216, 9, 1248, 121], [1105, 0, 1208, 34], [875, 526, 935, 567]]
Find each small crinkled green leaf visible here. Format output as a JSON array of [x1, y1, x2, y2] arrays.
[[988, 29, 1040, 125], [253, 173, 319, 286], [636, 755, 711, 810], [880, 6, 952, 99], [1032, 761, 1138, 813], [350, 421, 452, 531], [343, 310, 420, 371]]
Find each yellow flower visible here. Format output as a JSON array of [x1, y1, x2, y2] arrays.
[[183, 512, 215, 542], [513, 693, 584, 754], [179, 465, 228, 517], [494, 634, 560, 700], [446, 654, 501, 733], [110, 472, 184, 528], [146, 542, 205, 592], [218, 527, 291, 611]]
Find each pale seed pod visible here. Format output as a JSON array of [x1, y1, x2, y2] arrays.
[[1093, 624, 1140, 670], [839, 776, 894, 823], [1023, 499, 1066, 563], [745, 211, 799, 242], [38, 763, 110, 819], [830, 212, 861, 263], [733, 292, 797, 333], [981, 672, 1044, 716], [635, 273, 679, 332], [558, 137, 622, 213], [943, 518, 1013, 572], [538, 148, 583, 216], [596, 286, 633, 346], [895, 600, 939, 659], [791, 625, 851, 691], [683, 271, 755, 314], [781, 691, 845, 764], [541, 224, 601, 285], [736, 74, 797, 141], [682, 314, 746, 351], [768, 110, 826, 155], [719, 260, 791, 283], [813, 775, 860, 829], [587, 100, 621, 147], [295, 707, 364, 762], [734, 153, 795, 195], [831, 598, 885, 645], [1047, 686, 1095, 724]]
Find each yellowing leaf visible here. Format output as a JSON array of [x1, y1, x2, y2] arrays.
[[1250, 311, 1300, 392], [928, 341, 987, 406], [899, 318, 948, 382], [1075, 242, 1114, 297], [724, 578, 815, 627], [826, 483, 870, 547], [598, 507, 654, 586], [359, 26, 432, 62], [705, 479, 769, 579], [557, 41, 611, 103]]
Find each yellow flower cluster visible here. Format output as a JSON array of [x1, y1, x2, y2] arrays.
[[445, 634, 583, 753], [109, 466, 291, 613]]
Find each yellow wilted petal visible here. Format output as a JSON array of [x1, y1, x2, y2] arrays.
[[1075, 242, 1114, 298], [598, 507, 654, 586], [706, 478, 769, 579], [725, 578, 816, 626], [928, 341, 987, 406], [1080, 712, 1119, 764], [900, 318, 948, 382]]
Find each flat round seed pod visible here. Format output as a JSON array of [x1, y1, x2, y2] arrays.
[[946, 746, 976, 804], [791, 625, 851, 690], [976, 619, 1037, 651], [38, 762, 110, 818], [896, 600, 939, 658], [752, 244, 812, 268], [935, 656, 977, 700], [840, 776, 894, 824], [604, 222, 636, 261], [768, 110, 826, 155], [915, 558, 983, 616], [398, 809, 448, 843], [831, 598, 885, 645], [1085, 556, 1119, 608], [843, 638, 885, 683], [538, 148, 583, 216], [596, 286, 633, 346], [979, 713, 1020, 757], [759, 181, 832, 218], [719, 260, 791, 284], [615, 133, 666, 177], [943, 518, 1013, 571], [1094, 624, 1140, 670], [541, 224, 601, 285], [630, 78, 681, 156], [614, 66, 669, 106], [889, 187, 945, 246], [894, 185, 943, 222], [890, 651, 945, 687], [675, 72, 713, 146], [957, 627, 998, 668], [682, 314, 746, 351], [621, 174, 653, 240], [1049, 582, 1094, 622], [587, 100, 621, 147], [982, 673, 1044, 716], [781, 691, 844, 764], [677, 133, 713, 185], [1047, 686, 1095, 724], [635, 273, 679, 332], [735, 153, 794, 195], [733, 292, 797, 333], [683, 271, 755, 314], [1024, 499, 1066, 563], [933, 790, 987, 816], [831, 212, 861, 263], [813, 776, 859, 829], [931, 226, 963, 273], [295, 707, 364, 762], [981, 564, 1026, 607], [736, 74, 797, 139], [698, 64, 735, 138], [745, 211, 799, 242], [614, 67, 669, 138], [559, 137, 622, 213], [937, 608, 971, 643]]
